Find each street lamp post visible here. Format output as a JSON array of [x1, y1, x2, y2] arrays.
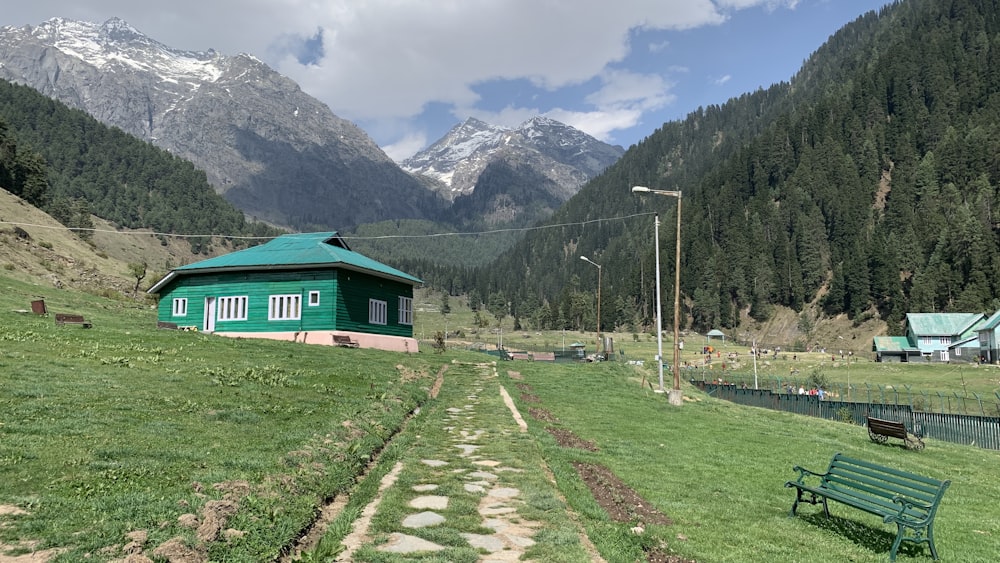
[[580, 256, 603, 356], [632, 186, 683, 406]]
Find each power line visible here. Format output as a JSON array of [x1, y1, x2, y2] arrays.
[[1, 212, 656, 242], [341, 212, 655, 240]]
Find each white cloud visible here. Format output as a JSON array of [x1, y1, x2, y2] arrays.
[[275, 0, 731, 122], [714, 74, 733, 85], [547, 107, 645, 144], [648, 40, 671, 53], [382, 132, 428, 163], [4, 0, 802, 151]]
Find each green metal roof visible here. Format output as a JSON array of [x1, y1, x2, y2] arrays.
[[148, 232, 421, 293], [981, 310, 1000, 331], [872, 336, 919, 353], [905, 313, 985, 337]]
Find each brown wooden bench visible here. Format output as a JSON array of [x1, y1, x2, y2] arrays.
[[55, 313, 92, 328], [510, 352, 531, 360], [31, 299, 48, 315], [868, 416, 924, 450], [532, 352, 556, 361], [332, 334, 359, 348]]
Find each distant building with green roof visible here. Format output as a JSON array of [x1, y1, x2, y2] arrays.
[[874, 312, 988, 363], [147, 232, 422, 352]]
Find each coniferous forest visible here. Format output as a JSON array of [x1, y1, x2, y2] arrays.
[[3, 0, 1000, 340], [0, 80, 281, 251], [442, 0, 1000, 336]]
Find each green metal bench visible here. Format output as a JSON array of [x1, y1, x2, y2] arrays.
[[785, 452, 950, 561]]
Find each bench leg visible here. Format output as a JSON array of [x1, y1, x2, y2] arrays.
[[927, 523, 939, 560], [889, 522, 937, 562], [889, 523, 904, 562], [788, 488, 828, 517]]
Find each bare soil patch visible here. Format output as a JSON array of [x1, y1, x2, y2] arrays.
[[572, 463, 696, 562], [546, 427, 598, 451], [572, 462, 672, 526], [429, 365, 447, 398], [528, 407, 559, 423], [520, 393, 541, 403], [515, 382, 533, 392]]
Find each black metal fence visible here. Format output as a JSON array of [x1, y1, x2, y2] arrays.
[[693, 380, 1000, 451], [695, 371, 1000, 417]]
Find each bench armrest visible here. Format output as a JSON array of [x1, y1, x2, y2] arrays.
[[787, 465, 826, 485], [882, 495, 933, 525]]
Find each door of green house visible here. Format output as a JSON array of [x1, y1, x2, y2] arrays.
[[203, 297, 216, 333]]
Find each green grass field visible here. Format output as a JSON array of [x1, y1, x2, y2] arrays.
[[2, 277, 999, 562], [414, 287, 1000, 407], [502, 360, 1000, 563], [0, 276, 443, 560]]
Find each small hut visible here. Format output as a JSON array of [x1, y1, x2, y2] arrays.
[[706, 329, 726, 344]]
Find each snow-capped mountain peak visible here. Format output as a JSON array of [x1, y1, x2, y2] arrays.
[[401, 116, 623, 201], [12, 17, 225, 84], [0, 17, 444, 231]]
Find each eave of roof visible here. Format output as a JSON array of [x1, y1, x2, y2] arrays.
[[872, 336, 920, 353]]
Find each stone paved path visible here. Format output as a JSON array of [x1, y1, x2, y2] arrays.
[[335, 361, 602, 562]]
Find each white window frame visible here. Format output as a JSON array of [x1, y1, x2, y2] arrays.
[[217, 296, 248, 321], [398, 296, 413, 325], [172, 297, 188, 317], [269, 294, 301, 321], [308, 290, 321, 306], [369, 299, 387, 325]]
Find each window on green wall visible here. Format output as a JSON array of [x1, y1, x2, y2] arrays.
[[369, 299, 387, 325], [308, 290, 320, 306], [218, 296, 248, 321], [172, 298, 187, 317], [398, 296, 413, 325], [269, 294, 301, 320]]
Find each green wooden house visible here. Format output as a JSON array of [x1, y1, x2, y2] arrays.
[[147, 232, 422, 352]]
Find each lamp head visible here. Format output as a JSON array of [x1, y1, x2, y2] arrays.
[[631, 186, 650, 193]]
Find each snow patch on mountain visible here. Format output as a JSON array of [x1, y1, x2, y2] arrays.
[[10, 17, 225, 85], [402, 116, 624, 201]]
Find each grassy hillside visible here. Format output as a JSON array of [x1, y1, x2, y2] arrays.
[[0, 187, 232, 298], [2, 274, 997, 562]]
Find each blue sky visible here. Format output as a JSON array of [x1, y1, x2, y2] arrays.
[[6, 1, 890, 160]]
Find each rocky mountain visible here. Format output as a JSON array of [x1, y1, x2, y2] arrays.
[[0, 17, 445, 231], [403, 116, 624, 203]]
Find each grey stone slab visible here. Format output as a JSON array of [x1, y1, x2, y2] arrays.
[[402, 511, 446, 528], [480, 505, 517, 516], [377, 532, 446, 553], [409, 495, 449, 510], [421, 459, 448, 467], [411, 484, 439, 492], [489, 487, 520, 499], [504, 534, 536, 548], [461, 533, 505, 553]]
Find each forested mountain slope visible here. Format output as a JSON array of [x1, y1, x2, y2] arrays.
[[462, 0, 1000, 337], [0, 79, 280, 253]]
